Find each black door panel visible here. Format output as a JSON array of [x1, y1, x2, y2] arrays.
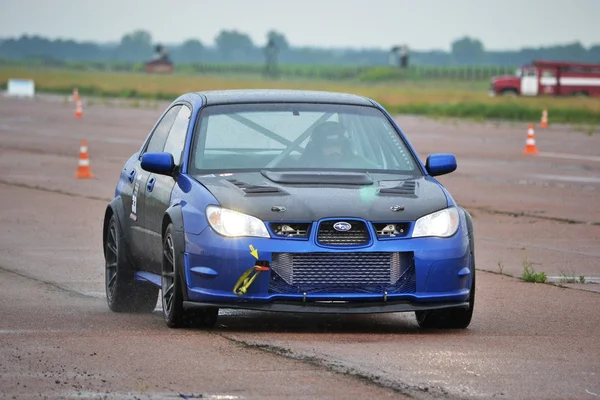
[[128, 169, 151, 267], [142, 174, 176, 273], [140, 105, 192, 274], [129, 105, 182, 272]]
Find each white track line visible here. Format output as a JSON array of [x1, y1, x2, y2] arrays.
[[538, 152, 600, 163]]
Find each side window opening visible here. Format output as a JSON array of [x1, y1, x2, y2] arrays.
[[143, 105, 182, 155], [163, 106, 192, 166]]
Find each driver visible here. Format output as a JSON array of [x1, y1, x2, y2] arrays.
[[302, 121, 354, 167]]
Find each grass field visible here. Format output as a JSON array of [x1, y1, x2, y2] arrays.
[[1, 66, 600, 125]]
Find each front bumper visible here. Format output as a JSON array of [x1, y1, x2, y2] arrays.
[[183, 299, 470, 314], [182, 218, 472, 313]]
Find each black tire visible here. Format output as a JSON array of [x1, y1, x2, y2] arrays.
[[104, 214, 159, 313], [188, 307, 219, 329], [161, 223, 218, 329], [415, 208, 476, 329], [501, 89, 518, 96], [415, 267, 475, 329]]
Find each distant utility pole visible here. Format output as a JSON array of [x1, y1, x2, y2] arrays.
[[264, 38, 279, 79]]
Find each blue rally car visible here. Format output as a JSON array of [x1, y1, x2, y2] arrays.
[[103, 89, 475, 330]]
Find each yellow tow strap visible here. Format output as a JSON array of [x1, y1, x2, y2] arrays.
[[233, 265, 269, 296]]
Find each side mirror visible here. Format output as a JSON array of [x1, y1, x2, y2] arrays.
[[141, 152, 175, 176], [425, 153, 457, 177]]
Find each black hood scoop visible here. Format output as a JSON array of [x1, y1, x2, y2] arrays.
[[377, 180, 416, 197], [226, 178, 287, 196], [261, 170, 373, 185]]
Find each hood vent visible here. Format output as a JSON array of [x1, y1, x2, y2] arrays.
[[378, 181, 416, 196], [226, 178, 286, 195]]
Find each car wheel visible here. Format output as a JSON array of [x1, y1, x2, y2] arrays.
[[104, 214, 159, 313], [161, 224, 186, 328], [415, 263, 475, 329], [161, 224, 219, 329], [161, 224, 219, 328], [501, 89, 518, 96]]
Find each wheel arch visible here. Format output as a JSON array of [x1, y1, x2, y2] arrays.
[[162, 204, 189, 301], [103, 196, 127, 255], [162, 204, 184, 236], [459, 206, 476, 293], [460, 206, 474, 255]]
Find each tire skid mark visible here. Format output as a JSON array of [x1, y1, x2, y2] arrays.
[[0, 144, 78, 158], [0, 179, 112, 203], [218, 334, 450, 400], [0, 265, 97, 300]]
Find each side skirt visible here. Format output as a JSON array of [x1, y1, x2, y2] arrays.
[[134, 271, 161, 287]]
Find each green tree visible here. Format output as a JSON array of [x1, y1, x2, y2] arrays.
[[266, 30, 289, 51], [174, 39, 204, 62], [115, 30, 153, 62], [451, 36, 485, 65], [214, 30, 255, 60]]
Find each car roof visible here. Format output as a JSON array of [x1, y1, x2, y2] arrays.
[[195, 89, 375, 106]]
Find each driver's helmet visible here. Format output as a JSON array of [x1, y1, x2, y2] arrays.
[[305, 121, 351, 157]]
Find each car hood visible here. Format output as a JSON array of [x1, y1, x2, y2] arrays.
[[193, 171, 448, 222]]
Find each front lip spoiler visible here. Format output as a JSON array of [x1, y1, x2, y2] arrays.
[[183, 300, 470, 314]]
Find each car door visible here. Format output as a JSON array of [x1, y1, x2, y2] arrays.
[[520, 68, 539, 96], [141, 104, 192, 274], [129, 105, 181, 268]]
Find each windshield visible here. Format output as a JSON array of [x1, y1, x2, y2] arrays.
[[189, 103, 420, 175]]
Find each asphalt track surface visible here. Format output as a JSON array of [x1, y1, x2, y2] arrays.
[[0, 94, 599, 400]]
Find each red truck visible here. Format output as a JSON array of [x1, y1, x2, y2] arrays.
[[489, 60, 600, 97]]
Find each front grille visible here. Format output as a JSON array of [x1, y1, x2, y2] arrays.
[[270, 252, 416, 294], [317, 220, 370, 246]]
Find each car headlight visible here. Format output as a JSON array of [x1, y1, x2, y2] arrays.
[[206, 205, 270, 238], [412, 207, 460, 238]]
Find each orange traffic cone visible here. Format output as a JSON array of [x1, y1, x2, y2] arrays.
[[71, 88, 80, 102], [75, 139, 94, 179], [75, 99, 83, 119], [523, 124, 539, 155], [540, 109, 548, 128]]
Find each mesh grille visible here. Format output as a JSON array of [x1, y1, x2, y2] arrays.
[[317, 221, 370, 246], [270, 252, 415, 294]]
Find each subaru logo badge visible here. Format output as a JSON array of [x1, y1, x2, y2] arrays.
[[333, 221, 352, 232]]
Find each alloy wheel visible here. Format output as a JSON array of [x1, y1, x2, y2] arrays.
[[162, 233, 176, 317], [105, 221, 118, 303]]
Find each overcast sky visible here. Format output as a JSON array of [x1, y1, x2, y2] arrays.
[[1, 0, 598, 51]]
